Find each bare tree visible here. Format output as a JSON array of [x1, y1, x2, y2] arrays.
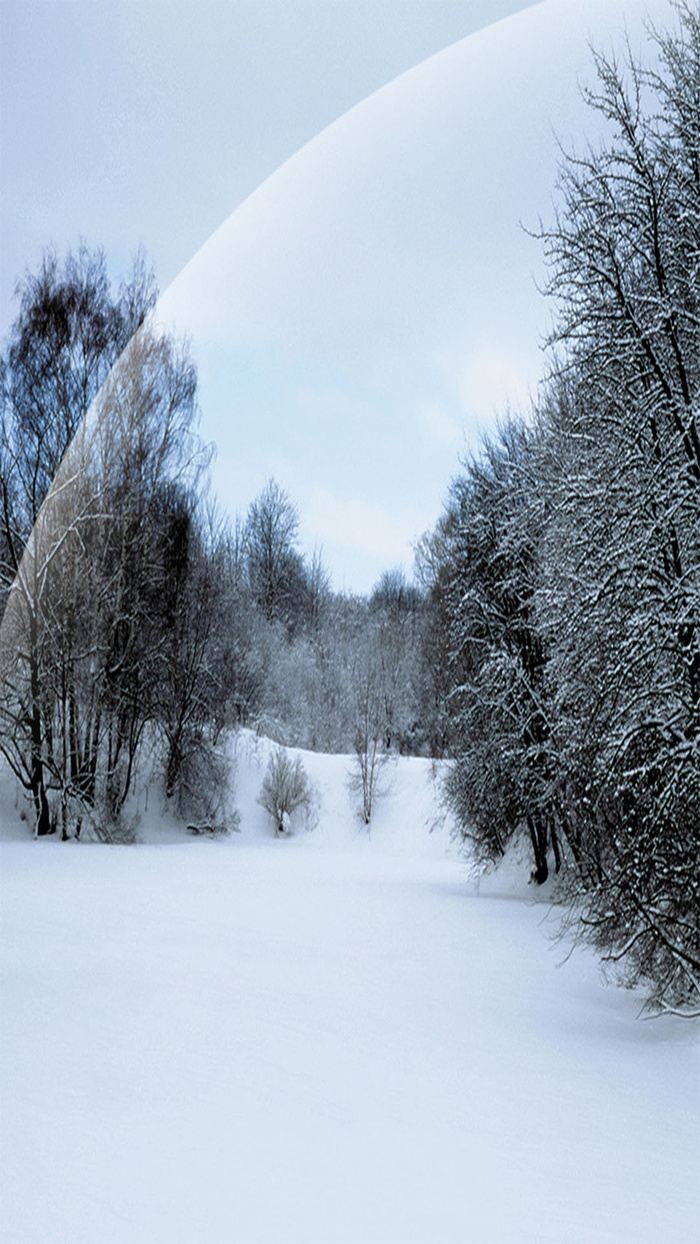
[[0, 248, 215, 840], [0, 247, 156, 834], [244, 478, 302, 625], [349, 637, 389, 826]]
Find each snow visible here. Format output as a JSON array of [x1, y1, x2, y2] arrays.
[[1, 735, 698, 1244]]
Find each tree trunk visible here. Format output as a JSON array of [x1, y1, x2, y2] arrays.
[[527, 813, 548, 884]]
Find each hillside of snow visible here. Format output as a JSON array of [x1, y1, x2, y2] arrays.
[[1, 733, 698, 1244]]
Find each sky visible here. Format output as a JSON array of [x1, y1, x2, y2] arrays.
[[1, 0, 674, 593], [0, 0, 535, 334]]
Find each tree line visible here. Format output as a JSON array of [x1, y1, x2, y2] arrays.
[[427, 3, 700, 1015], [0, 257, 438, 840]]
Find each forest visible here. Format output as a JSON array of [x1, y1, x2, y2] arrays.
[[1, 3, 698, 1017]]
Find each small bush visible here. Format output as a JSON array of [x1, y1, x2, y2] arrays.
[[258, 747, 314, 835]]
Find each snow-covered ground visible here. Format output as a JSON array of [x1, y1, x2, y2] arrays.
[[1, 734, 698, 1243]]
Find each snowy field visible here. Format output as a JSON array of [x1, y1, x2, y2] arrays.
[[1, 735, 698, 1244]]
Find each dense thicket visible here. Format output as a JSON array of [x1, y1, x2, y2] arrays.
[[0, 249, 236, 838], [226, 487, 431, 765], [435, 3, 700, 1014]]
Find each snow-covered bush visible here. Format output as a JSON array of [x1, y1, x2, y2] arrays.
[[258, 747, 315, 835]]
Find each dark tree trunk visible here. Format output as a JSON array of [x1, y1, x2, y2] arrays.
[[527, 812, 548, 884], [26, 598, 52, 836]]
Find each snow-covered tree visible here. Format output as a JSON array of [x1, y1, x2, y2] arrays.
[[434, 4, 700, 1013], [536, 5, 700, 1011], [438, 420, 559, 881]]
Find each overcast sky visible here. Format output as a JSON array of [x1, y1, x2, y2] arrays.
[[1, 0, 535, 335], [1, 0, 673, 592]]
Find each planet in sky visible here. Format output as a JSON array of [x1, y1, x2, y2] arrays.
[[158, 0, 671, 593], [2, 0, 674, 595]]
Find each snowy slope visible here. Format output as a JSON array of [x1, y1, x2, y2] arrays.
[[1, 735, 698, 1244], [229, 730, 458, 856]]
